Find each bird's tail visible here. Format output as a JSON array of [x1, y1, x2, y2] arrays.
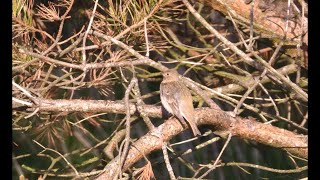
[[188, 119, 201, 136], [180, 111, 201, 136]]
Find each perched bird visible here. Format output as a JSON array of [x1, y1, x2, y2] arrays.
[[160, 69, 201, 136]]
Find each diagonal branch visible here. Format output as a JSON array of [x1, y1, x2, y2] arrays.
[[92, 106, 307, 179]]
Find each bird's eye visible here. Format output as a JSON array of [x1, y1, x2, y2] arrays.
[[166, 73, 169, 76]]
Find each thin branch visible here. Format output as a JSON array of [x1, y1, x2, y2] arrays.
[[116, 78, 137, 179], [198, 133, 232, 178], [219, 162, 307, 174], [33, 140, 79, 176], [162, 142, 177, 180], [82, 0, 99, 64]]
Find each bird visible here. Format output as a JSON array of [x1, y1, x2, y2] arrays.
[[160, 69, 201, 136]]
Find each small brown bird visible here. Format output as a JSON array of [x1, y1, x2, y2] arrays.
[[160, 69, 201, 136]]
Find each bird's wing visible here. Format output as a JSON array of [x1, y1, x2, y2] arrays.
[[176, 84, 201, 135], [160, 83, 184, 121], [175, 84, 194, 120], [160, 83, 172, 113]]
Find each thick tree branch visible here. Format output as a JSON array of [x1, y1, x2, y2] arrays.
[[27, 98, 307, 160], [92, 106, 307, 179]]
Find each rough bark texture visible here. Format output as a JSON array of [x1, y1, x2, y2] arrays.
[[200, 0, 308, 65], [93, 106, 307, 179], [29, 98, 307, 158]]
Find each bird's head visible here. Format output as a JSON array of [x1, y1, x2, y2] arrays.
[[162, 69, 180, 82]]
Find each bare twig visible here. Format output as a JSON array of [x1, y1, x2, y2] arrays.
[[198, 133, 232, 178], [162, 142, 177, 180], [82, 0, 99, 64], [116, 78, 137, 179], [33, 140, 79, 176]]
